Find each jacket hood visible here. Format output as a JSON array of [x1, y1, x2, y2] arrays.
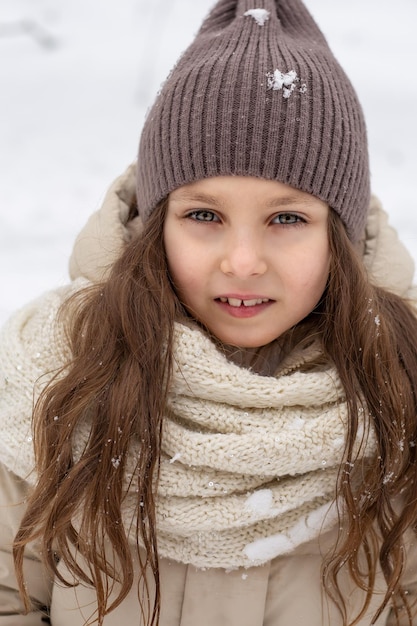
[[69, 163, 415, 297]]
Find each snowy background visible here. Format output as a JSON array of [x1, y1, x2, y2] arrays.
[[1, 0, 417, 325]]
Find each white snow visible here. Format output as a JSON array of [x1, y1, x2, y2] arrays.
[[1, 0, 417, 326], [267, 69, 298, 93], [383, 471, 395, 485], [244, 533, 294, 561], [288, 416, 305, 430], [245, 489, 276, 515], [244, 9, 270, 26], [111, 455, 122, 469], [243, 501, 339, 563]]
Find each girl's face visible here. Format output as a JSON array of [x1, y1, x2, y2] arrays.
[[164, 176, 331, 348]]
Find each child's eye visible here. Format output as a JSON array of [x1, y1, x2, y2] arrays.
[[187, 210, 219, 222], [272, 213, 304, 226]]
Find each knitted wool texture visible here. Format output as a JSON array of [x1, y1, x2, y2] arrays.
[[0, 280, 375, 569], [136, 0, 370, 241]]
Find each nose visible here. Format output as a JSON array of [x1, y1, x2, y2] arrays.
[[220, 232, 267, 278]]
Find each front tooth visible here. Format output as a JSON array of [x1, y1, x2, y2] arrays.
[[243, 299, 258, 307], [228, 298, 243, 307]]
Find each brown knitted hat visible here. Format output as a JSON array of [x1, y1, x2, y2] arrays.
[[136, 0, 370, 241]]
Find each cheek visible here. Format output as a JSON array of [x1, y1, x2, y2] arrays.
[[165, 226, 213, 292], [310, 253, 331, 296], [166, 254, 187, 290], [165, 244, 201, 296], [292, 246, 330, 296], [164, 230, 185, 285]]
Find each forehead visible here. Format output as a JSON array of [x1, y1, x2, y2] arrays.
[[168, 176, 328, 211]]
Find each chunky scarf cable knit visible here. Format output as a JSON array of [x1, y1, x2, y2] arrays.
[[0, 279, 376, 569]]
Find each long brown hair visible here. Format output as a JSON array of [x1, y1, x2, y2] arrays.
[[13, 198, 183, 625], [13, 204, 417, 625], [319, 212, 417, 625]]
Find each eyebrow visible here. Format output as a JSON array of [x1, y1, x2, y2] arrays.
[[170, 190, 319, 209], [263, 196, 319, 209], [170, 191, 224, 207]]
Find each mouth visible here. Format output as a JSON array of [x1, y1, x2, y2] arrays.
[[217, 297, 271, 308], [215, 296, 273, 319]]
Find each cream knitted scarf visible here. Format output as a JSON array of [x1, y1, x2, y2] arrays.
[[132, 324, 375, 569], [0, 281, 375, 570]]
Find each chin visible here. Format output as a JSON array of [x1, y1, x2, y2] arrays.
[[217, 333, 279, 350]]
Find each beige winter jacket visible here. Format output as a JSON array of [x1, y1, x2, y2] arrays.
[[1, 164, 417, 625]]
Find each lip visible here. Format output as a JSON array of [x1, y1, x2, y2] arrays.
[[216, 294, 271, 300], [215, 295, 274, 319]]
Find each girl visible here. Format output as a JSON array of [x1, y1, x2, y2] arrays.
[[1, 0, 417, 624]]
